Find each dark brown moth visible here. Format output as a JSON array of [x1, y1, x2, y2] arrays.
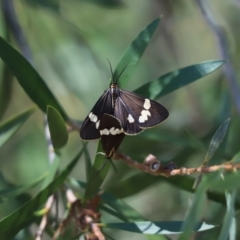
[[80, 64, 169, 157]]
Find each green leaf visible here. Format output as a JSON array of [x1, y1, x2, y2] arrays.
[[0, 65, 13, 119], [183, 129, 206, 151], [218, 191, 236, 240], [84, 141, 110, 200], [83, 144, 92, 181], [40, 155, 60, 190], [231, 151, 240, 163], [107, 172, 240, 209], [115, 18, 161, 88], [47, 106, 68, 149], [208, 171, 240, 191], [88, 0, 124, 7], [178, 176, 210, 240], [203, 118, 230, 165], [108, 172, 157, 199], [0, 108, 34, 147], [0, 37, 68, 121], [135, 60, 225, 99], [101, 191, 146, 222], [25, 0, 60, 11], [0, 174, 46, 202], [166, 174, 240, 209], [0, 146, 85, 239], [178, 172, 237, 240], [139, 130, 197, 147], [194, 118, 230, 188], [104, 221, 215, 235]]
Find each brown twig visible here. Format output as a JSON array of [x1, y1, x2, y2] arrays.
[[52, 189, 78, 240], [35, 195, 55, 240], [114, 151, 240, 177], [53, 189, 104, 240], [84, 217, 105, 240]]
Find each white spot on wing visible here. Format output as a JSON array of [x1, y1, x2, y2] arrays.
[[127, 114, 135, 123], [139, 110, 151, 123], [100, 129, 110, 135], [144, 99, 151, 110], [89, 112, 98, 122], [96, 120, 100, 129], [100, 127, 123, 136], [110, 127, 123, 135]]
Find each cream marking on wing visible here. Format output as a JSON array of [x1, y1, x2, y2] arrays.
[[127, 114, 135, 123], [89, 112, 98, 122], [100, 127, 123, 136], [143, 99, 151, 110], [100, 129, 110, 135], [109, 127, 123, 135], [139, 110, 151, 123], [96, 120, 100, 129]]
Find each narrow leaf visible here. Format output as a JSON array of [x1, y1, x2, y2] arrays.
[[231, 151, 240, 163], [47, 106, 68, 149], [0, 108, 34, 147], [83, 144, 92, 181], [178, 173, 218, 240], [104, 221, 215, 235], [0, 146, 85, 239], [86, 0, 123, 8], [0, 174, 46, 202], [108, 172, 157, 198], [194, 118, 230, 189], [84, 141, 110, 200], [209, 171, 240, 191], [0, 65, 13, 119], [115, 18, 161, 88], [40, 155, 60, 190], [106, 171, 240, 209], [218, 191, 236, 240], [203, 118, 230, 165], [24, 0, 60, 11], [101, 192, 145, 222], [0, 37, 68, 121], [135, 60, 225, 99]]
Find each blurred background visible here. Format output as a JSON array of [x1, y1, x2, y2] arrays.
[[0, 0, 240, 239]]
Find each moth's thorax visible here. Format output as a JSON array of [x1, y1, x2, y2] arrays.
[[110, 82, 118, 92], [110, 83, 119, 112]]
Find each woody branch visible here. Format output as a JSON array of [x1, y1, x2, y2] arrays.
[[114, 151, 239, 176]]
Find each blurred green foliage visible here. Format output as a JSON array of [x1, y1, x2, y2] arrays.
[[0, 0, 240, 239]]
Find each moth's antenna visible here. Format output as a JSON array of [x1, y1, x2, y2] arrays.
[[107, 59, 129, 84], [115, 63, 129, 84], [107, 59, 114, 83]]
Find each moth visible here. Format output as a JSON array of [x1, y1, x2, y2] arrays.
[[80, 67, 169, 141], [80, 75, 169, 140]]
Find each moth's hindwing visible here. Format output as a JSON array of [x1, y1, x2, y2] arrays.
[[80, 90, 113, 140], [99, 113, 125, 158], [114, 89, 169, 135]]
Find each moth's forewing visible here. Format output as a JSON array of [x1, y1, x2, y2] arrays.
[[80, 90, 113, 140], [114, 89, 169, 134]]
